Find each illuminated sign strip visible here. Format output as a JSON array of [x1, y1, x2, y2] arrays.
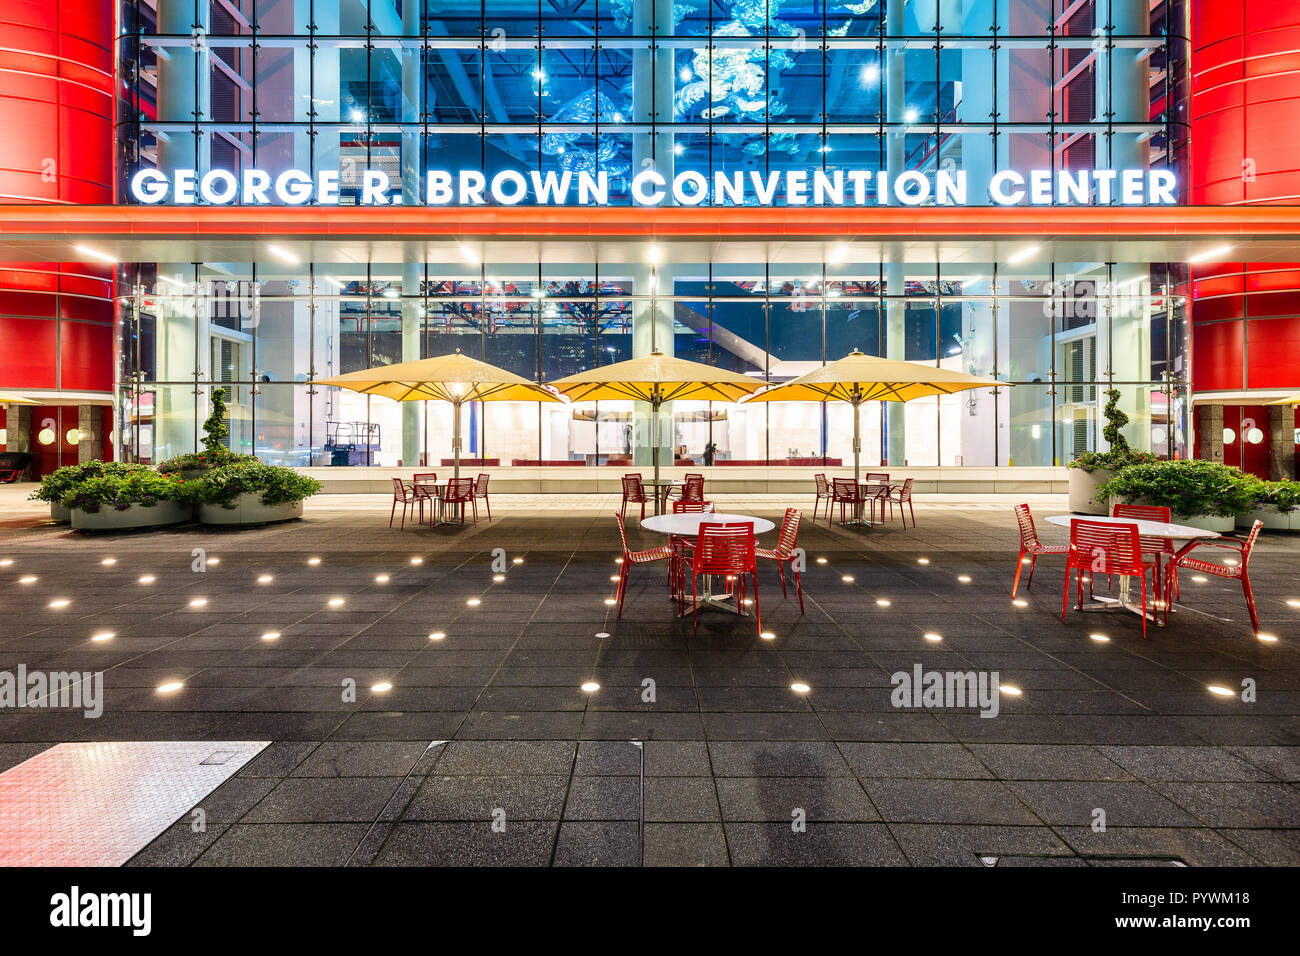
[[131, 167, 1179, 208]]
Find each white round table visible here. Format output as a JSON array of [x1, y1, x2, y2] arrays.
[[1045, 514, 1220, 623], [641, 512, 776, 536], [640, 512, 775, 617]]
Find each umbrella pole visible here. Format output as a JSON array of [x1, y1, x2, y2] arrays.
[[652, 396, 662, 515], [452, 399, 461, 480], [853, 398, 862, 524]]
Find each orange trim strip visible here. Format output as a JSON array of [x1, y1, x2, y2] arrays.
[[4, 204, 1300, 241]]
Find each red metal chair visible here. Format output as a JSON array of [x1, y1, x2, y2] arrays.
[[862, 472, 892, 525], [474, 473, 492, 521], [613, 511, 674, 618], [882, 477, 916, 528], [687, 522, 760, 635], [1112, 503, 1175, 598], [680, 473, 706, 503], [812, 473, 831, 521], [389, 477, 425, 530], [830, 478, 863, 526], [443, 476, 477, 526], [621, 473, 649, 520], [668, 499, 713, 593], [1063, 519, 1159, 638], [757, 507, 804, 613], [1012, 503, 1069, 597], [1165, 520, 1264, 632]]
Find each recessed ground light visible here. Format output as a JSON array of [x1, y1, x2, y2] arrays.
[[138, 575, 155, 584], [580, 681, 601, 694], [741, 598, 754, 607], [790, 681, 811, 693], [603, 598, 617, 606], [428, 631, 446, 641], [371, 682, 393, 693], [1012, 599, 1028, 607], [91, 631, 114, 642], [1089, 633, 1111, 643], [257, 575, 273, 583], [1020, 557, 1032, 565], [760, 631, 776, 640], [999, 684, 1022, 696], [156, 681, 183, 694], [1287, 599, 1300, 608], [261, 631, 280, 641], [917, 558, 930, 565], [327, 597, 345, 607], [876, 599, 891, 607], [816, 557, 828, 565], [1257, 633, 1278, 643], [0, 559, 12, 567], [923, 632, 942, 642], [100, 558, 116, 566], [842, 575, 855, 583], [466, 598, 481, 606], [595, 631, 610, 639], [614, 557, 624, 565], [958, 575, 971, 583], [512, 557, 524, 564], [609, 575, 620, 582], [374, 575, 389, 583], [1207, 685, 1234, 697], [188, 598, 207, 608], [493, 574, 505, 582], [1224, 558, 1238, 566], [19, 575, 37, 584], [409, 557, 423, 565], [48, 598, 70, 609], [207, 557, 220, 566], [1191, 575, 1208, 583], [308, 557, 322, 566]]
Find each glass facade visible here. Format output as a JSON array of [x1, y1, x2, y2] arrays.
[[113, 0, 1191, 469]]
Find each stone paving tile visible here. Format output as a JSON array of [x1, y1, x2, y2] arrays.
[[2, 494, 1298, 865]]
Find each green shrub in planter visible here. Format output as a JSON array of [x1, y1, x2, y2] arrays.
[[155, 387, 258, 475], [1096, 459, 1258, 519], [181, 461, 321, 509], [28, 461, 152, 504], [1247, 477, 1300, 513], [62, 471, 183, 514]]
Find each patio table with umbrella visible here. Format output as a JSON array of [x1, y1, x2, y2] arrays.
[[548, 351, 764, 514], [744, 349, 1007, 526], [314, 351, 563, 522]]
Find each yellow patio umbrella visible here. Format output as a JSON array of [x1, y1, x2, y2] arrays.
[[744, 349, 1007, 523], [313, 349, 563, 477], [1266, 394, 1300, 405], [548, 350, 765, 507], [0, 392, 40, 405]]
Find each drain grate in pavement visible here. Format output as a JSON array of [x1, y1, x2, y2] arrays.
[[0, 741, 269, 866]]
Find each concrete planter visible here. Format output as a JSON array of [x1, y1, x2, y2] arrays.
[[71, 500, 191, 531], [1068, 468, 1112, 515], [1238, 505, 1299, 531], [199, 494, 303, 525], [49, 503, 71, 523], [1104, 496, 1237, 533]]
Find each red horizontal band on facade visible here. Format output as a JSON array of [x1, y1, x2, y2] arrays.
[[5, 204, 1300, 242]]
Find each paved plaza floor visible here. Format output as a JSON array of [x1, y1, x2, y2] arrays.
[[0, 487, 1297, 866]]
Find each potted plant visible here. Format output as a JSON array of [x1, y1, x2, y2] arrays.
[[155, 387, 257, 477], [1066, 389, 1159, 514], [1096, 459, 1258, 532], [1241, 477, 1300, 531], [64, 470, 191, 531], [185, 460, 321, 525], [29, 461, 152, 523]]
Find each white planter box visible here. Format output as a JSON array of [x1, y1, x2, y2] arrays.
[[1068, 468, 1112, 515], [1238, 505, 1299, 531], [71, 501, 191, 531], [50, 504, 71, 523], [199, 495, 303, 525], [1166, 512, 1237, 534]]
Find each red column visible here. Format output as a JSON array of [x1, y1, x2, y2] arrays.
[[0, 0, 115, 472], [1190, 0, 1300, 475]]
